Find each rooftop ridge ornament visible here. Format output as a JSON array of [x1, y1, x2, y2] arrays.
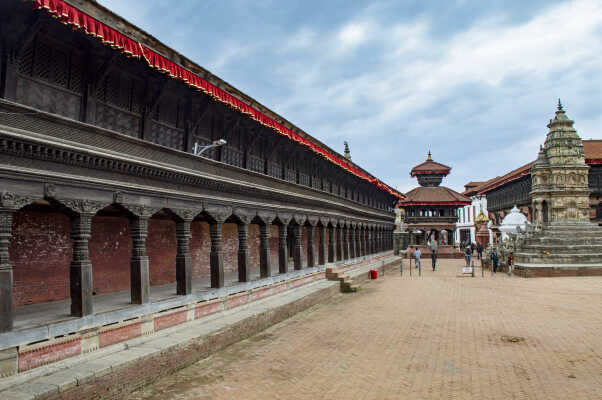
[[427, 150, 432, 161], [344, 141, 351, 161], [557, 98, 563, 112]]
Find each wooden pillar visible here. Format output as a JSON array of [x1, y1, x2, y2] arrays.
[[0, 210, 14, 332], [327, 225, 335, 263], [210, 221, 225, 288], [278, 223, 288, 274], [130, 217, 150, 304], [259, 222, 272, 278], [176, 219, 192, 295], [306, 224, 315, 268], [343, 225, 350, 260], [237, 222, 250, 282], [349, 225, 356, 259], [70, 214, 94, 316], [318, 224, 326, 266], [293, 224, 302, 270], [336, 225, 343, 261]]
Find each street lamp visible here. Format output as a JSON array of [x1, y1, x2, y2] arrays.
[[192, 139, 227, 156]]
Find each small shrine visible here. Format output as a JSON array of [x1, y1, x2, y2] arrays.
[[397, 152, 471, 257]]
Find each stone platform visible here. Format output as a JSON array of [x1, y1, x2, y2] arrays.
[[514, 223, 602, 277], [0, 253, 399, 399]]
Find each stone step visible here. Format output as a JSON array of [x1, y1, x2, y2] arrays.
[[514, 262, 602, 268], [540, 230, 602, 237], [524, 237, 602, 246], [515, 252, 602, 264], [519, 244, 602, 254]]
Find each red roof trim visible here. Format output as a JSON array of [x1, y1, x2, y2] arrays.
[[586, 159, 602, 165], [478, 167, 532, 195], [32, 0, 406, 200]]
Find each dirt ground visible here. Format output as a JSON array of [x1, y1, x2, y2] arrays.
[[128, 258, 602, 400]]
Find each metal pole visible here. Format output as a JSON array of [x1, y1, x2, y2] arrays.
[[409, 257, 412, 276], [471, 260, 475, 277], [381, 260, 385, 276], [481, 257, 484, 277], [400, 257, 403, 276]]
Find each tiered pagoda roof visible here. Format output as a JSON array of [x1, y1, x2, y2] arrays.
[[398, 152, 470, 207]]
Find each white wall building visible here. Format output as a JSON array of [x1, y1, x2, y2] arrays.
[[455, 182, 493, 246]]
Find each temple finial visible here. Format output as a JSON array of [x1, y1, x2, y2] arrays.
[[427, 150, 432, 161], [557, 98, 563, 112], [343, 141, 351, 161]]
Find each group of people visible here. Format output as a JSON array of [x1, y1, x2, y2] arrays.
[[411, 238, 439, 271], [409, 239, 505, 274]]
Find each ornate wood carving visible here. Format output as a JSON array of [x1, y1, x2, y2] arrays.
[[173, 207, 202, 222], [61, 199, 107, 215], [205, 204, 232, 223], [0, 192, 35, 210]]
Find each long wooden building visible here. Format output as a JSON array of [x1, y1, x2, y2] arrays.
[[0, 0, 402, 374]]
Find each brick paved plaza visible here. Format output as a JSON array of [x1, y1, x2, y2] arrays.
[[130, 259, 602, 400]]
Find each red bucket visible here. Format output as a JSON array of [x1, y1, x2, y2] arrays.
[[370, 269, 378, 279]]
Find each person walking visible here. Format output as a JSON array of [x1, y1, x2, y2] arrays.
[[476, 243, 483, 260], [464, 245, 471, 268], [413, 247, 421, 270], [491, 247, 499, 274], [430, 239, 438, 271]]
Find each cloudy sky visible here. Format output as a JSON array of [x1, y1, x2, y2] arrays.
[[99, 0, 602, 193]]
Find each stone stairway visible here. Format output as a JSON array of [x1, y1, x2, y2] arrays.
[[513, 223, 602, 276], [325, 267, 359, 293]]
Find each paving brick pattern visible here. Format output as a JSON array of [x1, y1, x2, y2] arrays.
[[129, 259, 602, 400]]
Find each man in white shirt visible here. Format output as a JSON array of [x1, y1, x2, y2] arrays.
[[413, 247, 421, 270]]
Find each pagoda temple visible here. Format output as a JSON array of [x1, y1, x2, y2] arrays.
[[398, 152, 471, 256]]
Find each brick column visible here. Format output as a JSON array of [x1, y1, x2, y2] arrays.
[[237, 222, 250, 282], [70, 214, 94, 316], [130, 217, 150, 304], [259, 222, 272, 278], [210, 221, 225, 288], [293, 224, 302, 270], [176, 219, 192, 295], [306, 224, 315, 268], [327, 225, 335, 263], [0, 210, 14, 332], [318, 224, 326, 266]]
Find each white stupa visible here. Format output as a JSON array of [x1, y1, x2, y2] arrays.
[[499, 206, 529, 240]]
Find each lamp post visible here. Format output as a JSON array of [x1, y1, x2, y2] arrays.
[[193, 139, 227, 156]]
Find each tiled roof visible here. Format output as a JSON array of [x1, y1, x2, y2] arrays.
[[462, 178, 499, 196], [410, 160, 451, 176], [399, 186, 471, 205], [584, 140, 602, 161], [478, 140, 602, 195]]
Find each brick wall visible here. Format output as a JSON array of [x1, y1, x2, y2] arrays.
[[147, 219, 177, 286], [11, 211, 71, 306], [89, 216, 131, 295], [10, 213, 308, 307]]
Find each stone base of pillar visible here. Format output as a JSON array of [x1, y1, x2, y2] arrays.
[[131, 257, 150, 304], [176, 254, 192, 295], [70, 262, 94, 317], [393, 232, 409, 255], [0, 267, 13, 332]]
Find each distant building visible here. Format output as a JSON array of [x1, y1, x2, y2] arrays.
[[455, 181, 494, 245], [397, 152, 470, 255]]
